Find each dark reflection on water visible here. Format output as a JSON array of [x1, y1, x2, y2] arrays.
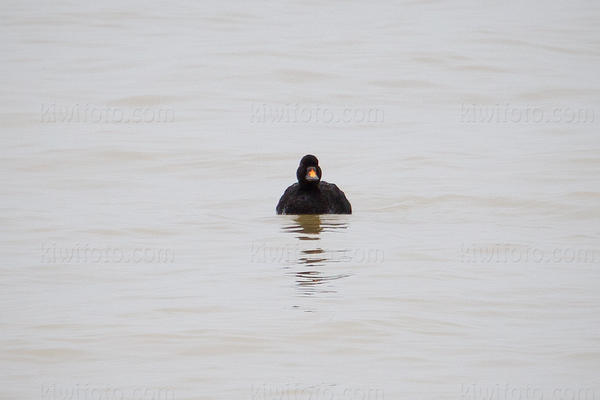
[[281, 215, 351, 296]]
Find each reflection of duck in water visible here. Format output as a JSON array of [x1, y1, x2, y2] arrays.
[[282, 214, 348, 240], [282, 214, 323, 240], [276, 155, 352, 215], [281, 215, 350, 295]]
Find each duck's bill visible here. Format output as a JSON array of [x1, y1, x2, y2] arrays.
[[305, 167, 319, 181]]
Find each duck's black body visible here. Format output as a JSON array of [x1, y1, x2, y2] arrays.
[[276, 155, 352, 215], [276, 181, 352, 214]]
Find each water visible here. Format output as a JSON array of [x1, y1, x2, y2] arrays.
[[1, 0, 600, 399]]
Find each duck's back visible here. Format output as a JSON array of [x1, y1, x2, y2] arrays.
[[320, 182, 352, 214], [276, 181, 351, 215]]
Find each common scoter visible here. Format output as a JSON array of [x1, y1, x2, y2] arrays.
[[276, 155, 352, 215]]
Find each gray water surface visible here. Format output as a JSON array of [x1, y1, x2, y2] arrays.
[[1, 0, 600, 399]]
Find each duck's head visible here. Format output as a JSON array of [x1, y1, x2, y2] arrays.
[[296, 154, 322, 188]]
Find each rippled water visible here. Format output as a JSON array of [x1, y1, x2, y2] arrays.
[[2, 0, 600, 399]]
